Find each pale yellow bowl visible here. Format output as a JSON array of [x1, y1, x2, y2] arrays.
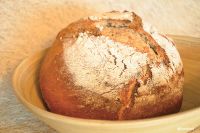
[[12, 35, 200, 133]]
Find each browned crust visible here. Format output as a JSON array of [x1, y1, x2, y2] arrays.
[[39, 11, 184, 120], [125, 69, 184, 120]]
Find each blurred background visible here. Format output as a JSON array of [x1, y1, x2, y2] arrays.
[[0, 0, 200, 132]]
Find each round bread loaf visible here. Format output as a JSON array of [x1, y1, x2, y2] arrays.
[[39, 11, 184, 120]]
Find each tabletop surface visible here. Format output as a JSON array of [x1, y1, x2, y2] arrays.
[[0, 0, 200, 133]]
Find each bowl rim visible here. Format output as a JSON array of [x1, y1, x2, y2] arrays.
[[12, 49, 200, 127]]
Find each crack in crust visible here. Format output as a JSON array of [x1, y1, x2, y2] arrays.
[[117, 64, 152, 120], [118, 78, 140, 120], [119, 59, 127, 77]]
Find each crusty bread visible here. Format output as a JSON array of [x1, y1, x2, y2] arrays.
[[39, 11, 184, 120]]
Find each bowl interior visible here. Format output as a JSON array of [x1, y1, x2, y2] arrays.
[[13, 35, 200, 116]]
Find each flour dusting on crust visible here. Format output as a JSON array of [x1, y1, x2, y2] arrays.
[[143, 21, 182, 72], [64, 32, 148, 98], [143, 21, 183, 87], [62, 12, 183, 99], [151, 33, 182, 72]]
